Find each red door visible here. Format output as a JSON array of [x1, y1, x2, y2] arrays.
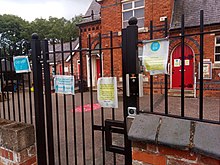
[[172, 45, 194, 89], [59, 65, 62, 75], [96, 59, 101, 79]]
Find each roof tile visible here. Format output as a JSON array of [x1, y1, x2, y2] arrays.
[[171, 0, 220, 29]]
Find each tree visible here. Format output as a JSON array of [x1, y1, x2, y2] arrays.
[[29, 18, 50, 40], [30, 15, 82, 42], [64, 15, 83, 41], [0, 14, 30, 47], [0, 14, 83, 47]]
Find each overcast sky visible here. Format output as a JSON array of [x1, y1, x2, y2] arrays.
[[0, 0, 92, 21]]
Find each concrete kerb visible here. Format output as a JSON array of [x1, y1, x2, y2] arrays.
[[128, 114, 220, 160]]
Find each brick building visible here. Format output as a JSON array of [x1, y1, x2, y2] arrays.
[[75, 0, 220, 96], [75, 0, 102, 86], [48, 39, 79, 76]]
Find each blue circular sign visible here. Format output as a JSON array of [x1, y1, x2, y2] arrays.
[[151, 41, 160, 51]]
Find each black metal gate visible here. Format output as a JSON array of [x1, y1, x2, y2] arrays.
[[0, 42, 34, 124], [30, 19, 139, 165], [1, 10, 220, 165]]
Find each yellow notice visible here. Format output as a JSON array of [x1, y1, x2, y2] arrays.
[[97, 77, 118, 108], [99, 84, 115, 101], [144, 56, 164, 70]]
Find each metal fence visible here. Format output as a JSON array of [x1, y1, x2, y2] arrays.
[[0, 43, 34, 124], [0, 10, 219, 165], [31, 30, 130, 165], [139, 10, 220, 124]]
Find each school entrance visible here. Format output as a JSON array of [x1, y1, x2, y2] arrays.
[[171, 45, 194, 89], [0, 11, 219, 165], [0, 18, 139, 165], [29, 19, 140, 165]]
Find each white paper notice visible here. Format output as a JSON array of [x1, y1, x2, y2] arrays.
[[142, 39, 169, 75], [97, 77, 118, 108], [54, 75, 75, 95]]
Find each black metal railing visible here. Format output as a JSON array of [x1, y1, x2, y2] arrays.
[[31, 29, 128, 165], [139, 10, 220, 125], [0, 43, 34, 124], [0, 9, 219, 165]]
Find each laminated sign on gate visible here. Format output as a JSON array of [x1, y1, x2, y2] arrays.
[[142, 39, 169, 75], [97, 77, 118, 108], [13, 56, 31, 73], [54, 75, 75, 95]]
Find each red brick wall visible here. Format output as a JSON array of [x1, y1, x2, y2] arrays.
[[98, 0, 220, 96], [133, 142, 220, 165], [100, 0, 173, 32], [100, 34, 123, 78], [71, 53, 80, 80], [0, 146, 36, 165], [78, 23, 102, 81], [99, 0, 174, 61], [98, 0, 174, 86], [78, 0, 220, 95]]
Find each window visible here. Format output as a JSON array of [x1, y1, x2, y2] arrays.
[[138, 46, 143, 63], [138, 46, 144, 72], [122, 0, 145, 28], [215, 36, 220, 62]]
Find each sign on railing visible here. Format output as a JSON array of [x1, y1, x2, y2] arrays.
[[54, 75, 75, 95], [142, 39, 169, 75], [13, 56, 31, 73], [97, 77, 118, 108]]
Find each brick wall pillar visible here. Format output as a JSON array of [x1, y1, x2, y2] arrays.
[[0, 119, 36, 165], [128, 114, 220, 165], [132, 142, 220, 165]]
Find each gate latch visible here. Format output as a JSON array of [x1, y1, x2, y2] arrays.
[[105, 120, 126, 155]]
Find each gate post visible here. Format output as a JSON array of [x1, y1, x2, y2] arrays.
[[31, 33, 47, 164], [42, 39, 55, 165], [122, 17, 139, 165]]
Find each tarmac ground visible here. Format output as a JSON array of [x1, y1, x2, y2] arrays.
[[0, 91, 219, 165]]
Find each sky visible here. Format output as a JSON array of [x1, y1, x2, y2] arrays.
[[0, 0, 92, 21]]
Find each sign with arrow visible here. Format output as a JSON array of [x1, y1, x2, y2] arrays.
[[13, 56, 31, 73], [54, 75, 75, 95]]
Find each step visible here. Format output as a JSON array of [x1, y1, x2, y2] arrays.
[[168, 89, 195, 98]]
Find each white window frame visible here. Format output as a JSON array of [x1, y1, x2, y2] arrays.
[[138, 46, 145, 72], [122, 0, 145, 29], [138, 46, 143, 64], [215, 36, 220, 63]]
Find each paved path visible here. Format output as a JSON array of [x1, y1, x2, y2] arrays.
[[0, 91, 219, 164], [140, 94, 220, 122]]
